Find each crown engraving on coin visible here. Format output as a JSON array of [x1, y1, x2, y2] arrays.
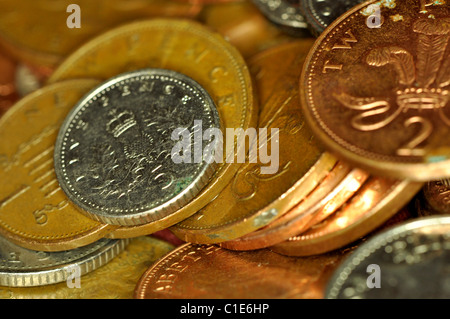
[[106, 108, 137, 138]]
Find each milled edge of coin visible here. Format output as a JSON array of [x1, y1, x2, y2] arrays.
[[299, 0, 450, 181], [270, 179, 424, 257], [0, 238, 130, 287], [54, 68, 221, 227], [169, 152, 338, 243], [324, 215, 450, 299], [0, 79, 118, 252]]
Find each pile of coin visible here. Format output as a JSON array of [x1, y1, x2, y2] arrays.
[[0, 0, 449, 299]]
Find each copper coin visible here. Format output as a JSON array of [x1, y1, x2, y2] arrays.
[[134, 243, 355, 299], [300, 0, 450, 181], [271, 177, 423, 256], [220, 163, 369, 251]]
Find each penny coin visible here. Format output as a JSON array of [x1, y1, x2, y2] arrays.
[[0, 0, 202, 68], [133, 243, 355, 299], [271, 177, 423, 256], [299, 0, 367, 36], [0, 236, 174, 298], [325, 216, 450, 299], [221, 164, 369, 251], [0, 79, 117, 252], [300, 0, 450, 181], [251, 0, 309, 37], [422, 179, 450, 215], [50, 19, 257, 237], [0, 235, 128, 287], [170, 40, 337, 244], [54, 69, 221, 227]]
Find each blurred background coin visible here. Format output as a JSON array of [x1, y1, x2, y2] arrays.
[[325, 216, 450, 299]]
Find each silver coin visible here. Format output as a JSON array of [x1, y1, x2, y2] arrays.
[[325, 216, 450, 299], [252, 0, 309, 36], [300, 0, 366, 36], [54, 69, 221, 226], [0, 236, 128, 287]]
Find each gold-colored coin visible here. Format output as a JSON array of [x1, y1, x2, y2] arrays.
[[48, 19, 258, 237], [170, 41, 338, 243], [0, 236, 175, 299], [0, 0, 202, 68], [0, 79, 118, 252]]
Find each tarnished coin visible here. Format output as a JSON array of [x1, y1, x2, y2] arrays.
[[423, 179, 450, 215], [134, 243, 355, 299], [252, 0, 309, 36], [0, 236, 174, 298], [271, 178, 423, 256], [54, 69, 221, 227], [170, 40, 337, 244], [0, 79, 117, 252], [0, 0, 202, 68], [0, 235, 128, 287], [300, 1, 450, 181], [299, 0, 367, 36], [326, 216, 450, 299], [48, 19, 257, 237]]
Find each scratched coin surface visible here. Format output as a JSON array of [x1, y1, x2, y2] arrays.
[[0, 0, 202, 68], [134, 243, 355, 299], [299, 0, 367, 36], [300, 0, 450, 181], [0, 79, 117, 252], [48, 19, 257, 237], [326, 216, 450, 299], [0, 236, 174, 298], [54, 69, 221, 227], [252, 0, 309, 36], [0, 235, 128, 287], [171, 40, 337, 244]]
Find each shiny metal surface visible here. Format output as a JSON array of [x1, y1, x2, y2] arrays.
[[54, 69, 221, 226]]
